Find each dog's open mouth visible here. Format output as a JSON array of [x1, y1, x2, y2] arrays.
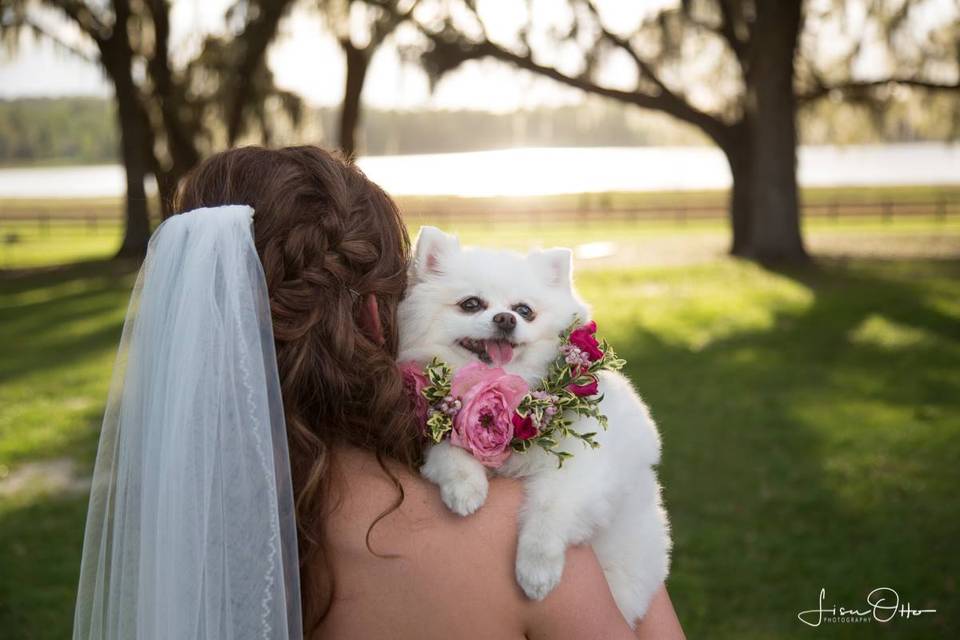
[[458, 337, 517, 366]]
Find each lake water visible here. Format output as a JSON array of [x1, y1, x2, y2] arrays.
[[0, 143, 957, 199]]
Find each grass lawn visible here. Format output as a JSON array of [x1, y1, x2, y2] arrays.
[[3, 212, 960, 269], [586, 259, 960, 638], [1, 221, 958, 638]]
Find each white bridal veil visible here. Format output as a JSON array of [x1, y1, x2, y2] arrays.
[[73, 206, 303, 639]]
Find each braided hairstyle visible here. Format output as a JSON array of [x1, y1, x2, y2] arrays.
[[173, 145, 423, 631]]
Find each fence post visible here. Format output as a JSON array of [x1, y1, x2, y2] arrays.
[[599, 193, 612, 213]]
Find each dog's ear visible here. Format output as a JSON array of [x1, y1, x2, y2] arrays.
[[529, 247, 573, 288], [412, 226, 460, 280]]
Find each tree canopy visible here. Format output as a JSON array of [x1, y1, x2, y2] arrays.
[[354, 0, 959, 262]]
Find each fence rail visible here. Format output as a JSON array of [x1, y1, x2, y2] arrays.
[[0, 196, 956, 234], [403, 197, 958, 226]]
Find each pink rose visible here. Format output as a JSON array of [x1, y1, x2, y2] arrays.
[[569, 320, 603, 362], [398, 361, 429, 428], [568, 374, 599, 397], [512, 412, 539, 440], [450, 362, 528, 467]]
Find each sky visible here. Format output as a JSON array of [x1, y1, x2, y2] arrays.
[[0, 0, 952, 112], [0, 0, 615, 112]]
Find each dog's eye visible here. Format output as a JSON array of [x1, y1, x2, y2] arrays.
[[458, 296, 485, 313], [513, 303, 535, 320]]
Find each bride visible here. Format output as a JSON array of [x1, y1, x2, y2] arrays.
[[72, 145, 684, 639]]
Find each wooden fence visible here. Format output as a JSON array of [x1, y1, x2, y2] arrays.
[[0, 195, 956, 234], [404, 196, 958, 227]]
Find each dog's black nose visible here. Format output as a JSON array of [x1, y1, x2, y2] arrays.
[[492, 312, 516, 332]]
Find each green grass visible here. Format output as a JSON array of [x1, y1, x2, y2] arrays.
[[584, 259, 960, 638], [3, 213, 959, 270], [0, 259, 136, 639], [0, 225, 124, 269], [1, 216, 959, 638]]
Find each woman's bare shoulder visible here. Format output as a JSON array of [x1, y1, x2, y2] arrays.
[[327, 445, 526, 561], [325, 446, 635, 639]]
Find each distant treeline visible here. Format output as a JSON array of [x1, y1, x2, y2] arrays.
[[325, 102, 709, 154], [0, 97, 707, 166], [1, 94, 956, 166], [0, 97, 119, 166]]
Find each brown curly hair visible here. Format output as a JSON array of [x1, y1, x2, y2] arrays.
[[173, 145, 423, 632]]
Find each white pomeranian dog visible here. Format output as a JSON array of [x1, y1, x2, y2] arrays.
[[397, 226, 671, 625]]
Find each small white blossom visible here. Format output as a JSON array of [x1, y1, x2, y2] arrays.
[[561, 343, 591, 367], [436, 395, 462, 417]]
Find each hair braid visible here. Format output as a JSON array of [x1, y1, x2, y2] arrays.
[[173, 145, 423, 633]]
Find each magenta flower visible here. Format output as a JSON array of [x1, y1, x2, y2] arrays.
[[511, 412, 539, 441], [568, 320, 603, 362], [567, 374, 599, 397], [450, 362, 528, 467], [398, 361, 430, 428]]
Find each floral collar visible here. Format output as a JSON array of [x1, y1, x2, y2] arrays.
[[400, 320, 625, 468]]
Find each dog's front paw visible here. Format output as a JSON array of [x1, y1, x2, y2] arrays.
[[438, 475, 488, 516], [515, 535, 565, 601], [421, 442, 489, 516]]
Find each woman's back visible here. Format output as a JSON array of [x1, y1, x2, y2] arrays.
[[317, 446, 638, 640]]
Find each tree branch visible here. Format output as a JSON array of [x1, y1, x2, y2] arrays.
[[577, 0, 734, 141], [679, 0, 747, 64], [438, 32, 732, 144], [798, 76, 960, 104], [365, 0, 734, 145], [17, 15, 98, 63], [226, 0, 296, 144], [142, 0, 199, 173], [370, 0, 420, 45], [717, 0, 747, 62], [581, 0, 671, 96], [47, 0, 108, 44]]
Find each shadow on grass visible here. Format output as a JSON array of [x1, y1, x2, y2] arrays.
[[0, 257, 138, 289], [0, 259, 136, 384], [0, 494, 88, 640], [625, 259, 959, 638]]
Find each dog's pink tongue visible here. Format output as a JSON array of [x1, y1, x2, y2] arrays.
[[485, 340, 514, 366]]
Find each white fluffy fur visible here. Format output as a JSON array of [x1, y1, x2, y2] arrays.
[[398, 226, 671, 625]]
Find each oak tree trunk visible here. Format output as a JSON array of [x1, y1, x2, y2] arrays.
[[722, 133, 754, 257], [113, 85, 152, 259], [338, 40, 371, 157], [741, 0, 808, 263], [99, 7, 152, 260]]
